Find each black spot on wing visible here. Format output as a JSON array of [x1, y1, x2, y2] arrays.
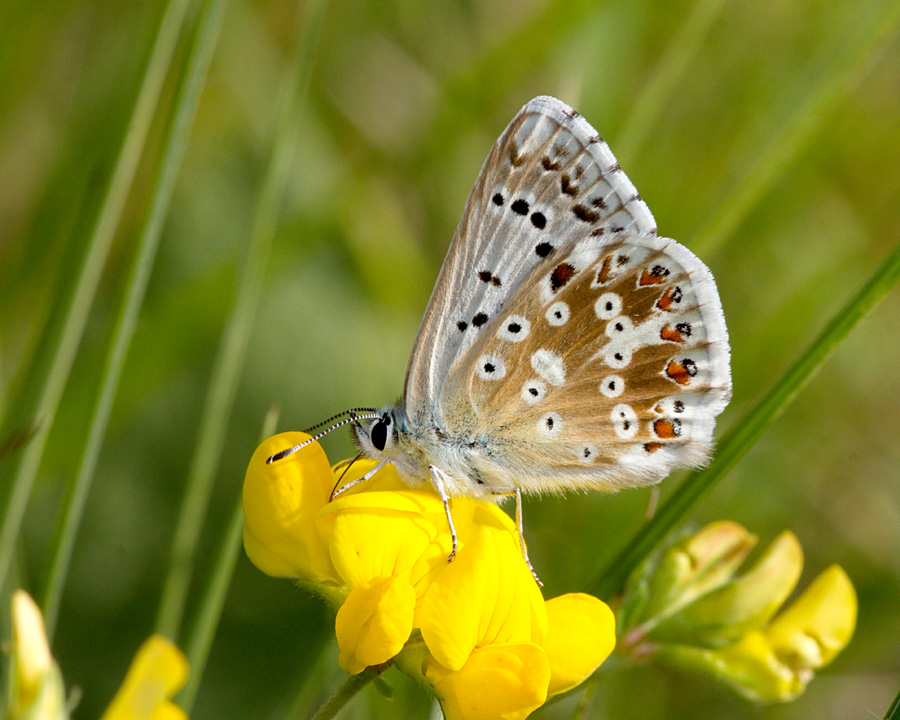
[[572, 204, 599, 223]]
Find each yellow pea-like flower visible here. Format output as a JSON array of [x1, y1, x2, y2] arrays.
[[627, 523, 857, 704], [244, 435, 619, 719], [543, 593, 616, 697], [9, 590, 189, 720], [10, 590, 67, 720], [100, 636, 189, 720], [242, 432, 340, 584], [335, 575, 417, 675], [427, 644, 550, 720]]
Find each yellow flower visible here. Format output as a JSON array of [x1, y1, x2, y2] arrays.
[[10, 590, 67, 720], [244, 434, 618, 719], [543, 593, 616, 696], [426, 644, 550, 720], [8, 590, 189, 720], [100, 636, 189, 720], [242, 432, 340, 584], [647, 530, 802, 648], [622, 523, 857, 703]]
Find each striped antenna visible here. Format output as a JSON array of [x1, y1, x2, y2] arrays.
[[266, 409, 380, 464]]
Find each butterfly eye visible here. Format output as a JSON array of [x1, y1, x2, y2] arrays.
[[370, 415, 391, 451]]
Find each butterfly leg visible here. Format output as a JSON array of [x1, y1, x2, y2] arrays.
[[428, 465, 458, 562], [490, 487, 542, 588], [330, 458, 391, 501]]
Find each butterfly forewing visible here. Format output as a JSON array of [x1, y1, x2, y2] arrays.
[[404, 96, 658, 429], [440, 232, 730, 494]]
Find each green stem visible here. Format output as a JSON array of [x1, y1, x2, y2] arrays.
[[40, 0, 226, 639], [308, 667, 384, 720], [153, 0, 330, 639], [177, 406, 280, 712], [591, 240, 900, 599], [885, 686, 900, 720], [690, 0, 900, 257], [0, 0, 191, 593]]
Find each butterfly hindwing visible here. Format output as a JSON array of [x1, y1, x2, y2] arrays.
[[404, 96, 658, 430], [439, 231, 731, 494]]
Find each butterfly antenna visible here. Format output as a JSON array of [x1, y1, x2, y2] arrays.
[[266, 411, 380, 464], [302, 407, 378, 434]]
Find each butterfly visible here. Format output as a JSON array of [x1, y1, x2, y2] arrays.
[[270, 96, 731, 573]]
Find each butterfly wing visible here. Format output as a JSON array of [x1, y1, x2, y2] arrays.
[[439, 230, 731, 493], [403, 96, 658, 430]]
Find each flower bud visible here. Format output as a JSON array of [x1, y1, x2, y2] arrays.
[[647, 531, 802, 647]]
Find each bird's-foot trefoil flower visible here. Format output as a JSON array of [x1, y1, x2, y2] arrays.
[[618, 521, 857, 703], [7, 590, 189, 720], [243, 432, 616, 720]]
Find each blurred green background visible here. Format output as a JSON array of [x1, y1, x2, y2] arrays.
[[1, 0, 900, 717]]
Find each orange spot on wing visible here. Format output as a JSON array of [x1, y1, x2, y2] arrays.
[[660, 324, 685, 343], [657, 285, 682, 311], [639, 266, 669, 286], [653, 418, 680, 439], [595, 255, 613, 284], [644, 441, 664, 453], [550, 263, 576, 292], [665, 359, 696, 386]]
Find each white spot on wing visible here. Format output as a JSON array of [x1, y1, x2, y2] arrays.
[[600, 375, 625, 398], [612, 403, 638, 439], [605, 315, 633, 338], [476, 354, 506, 380], [545, 302, 569, 326], [595, 293, 621, 320], [537, 411, 563, 438], [577, 443, 598, 463], [604, 346, 632, 369], [498, 315, 531, 343], [531, 349, 566, 386], [521, 379, 547, 404]]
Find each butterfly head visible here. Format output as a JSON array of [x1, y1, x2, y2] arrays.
[[353, 407, 400, 458], [350, 403, 433, 483]]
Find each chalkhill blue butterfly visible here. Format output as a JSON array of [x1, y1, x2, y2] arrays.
[[269, 96, 731, 574]]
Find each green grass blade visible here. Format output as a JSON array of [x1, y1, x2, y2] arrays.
[[614, 0, 728, 166], [153, 0, 330, 640], [690, 0, 900, 257], [0, 0, 191, 592], [39, 0, 227, 639], [885, 687, 900, 720], [177, 405, 280, 712], [590, 240, 900, 599]]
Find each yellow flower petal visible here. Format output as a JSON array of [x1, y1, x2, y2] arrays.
[[100, 636, 188, 720], [642, 521, 757, 622], [650, 530, 802, 647], [654, 566, 856, 703], [764, 565, 857, 670], [335, 575, 417, 674], [10, 590, 67, 720], [656, 631, 802, 703], [12, 590, 52, 701], [543, 593, 616, 696], [324, 495, 443, 588], [242, 433, 339, 583], [429, 644, 550, 720], [419, 526, 546, 672]]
